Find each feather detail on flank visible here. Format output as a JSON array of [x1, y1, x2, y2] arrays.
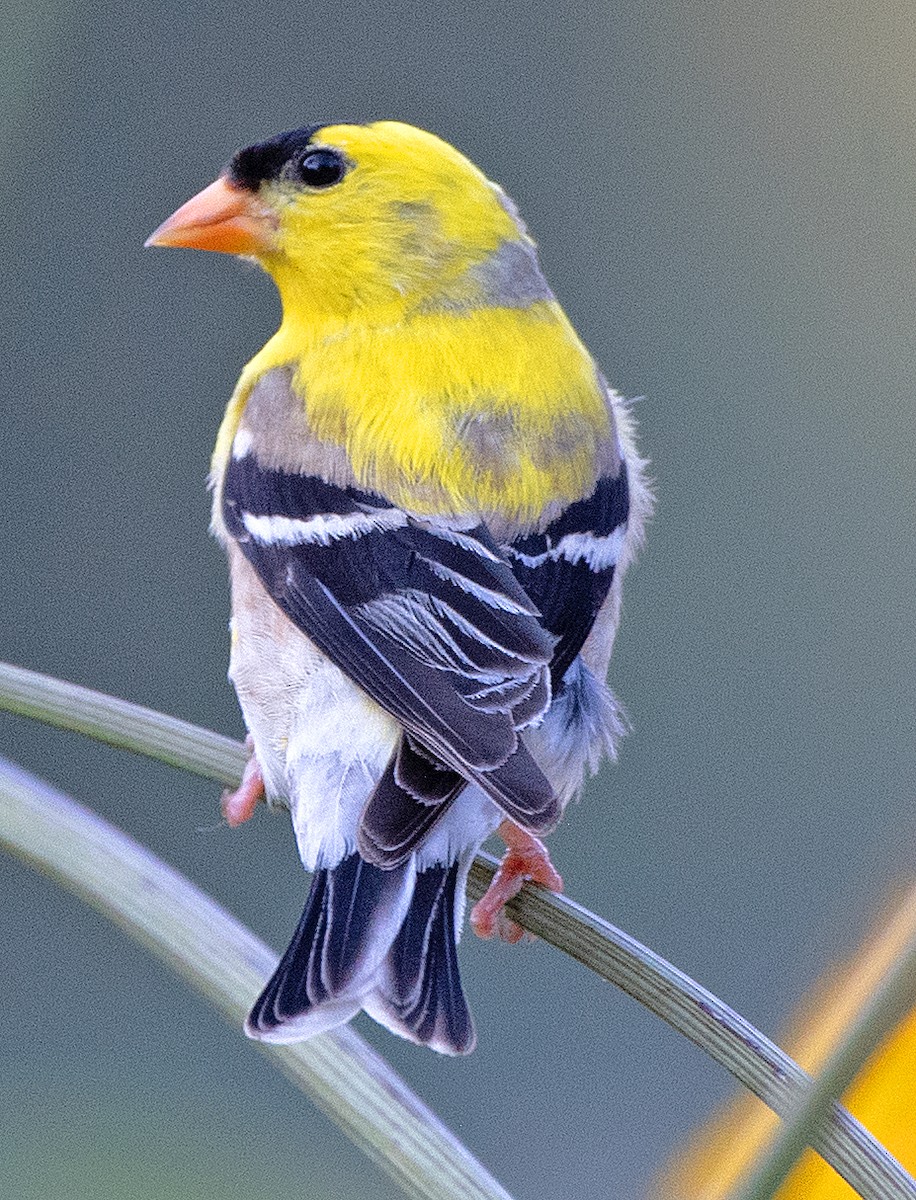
[[528, 658, 630, 803]]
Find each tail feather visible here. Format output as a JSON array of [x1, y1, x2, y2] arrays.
[[246, 853, 413, 1041], [250, 864, 330, 1026], [359, 732, 560, 871], [321, 853, 411, 993], [246, 853, 475, 1054], [365, 861, 476, 1055], [358, 739, 466, 868]]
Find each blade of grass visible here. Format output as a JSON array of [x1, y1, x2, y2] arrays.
[[2, 661, 914, 1200], [0, 757, 513, 1200]]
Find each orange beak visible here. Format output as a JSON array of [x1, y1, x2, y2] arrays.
[[145, 176, 277, 256]]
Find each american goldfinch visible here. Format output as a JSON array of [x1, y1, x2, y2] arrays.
[[147, 121, 651, 1054]]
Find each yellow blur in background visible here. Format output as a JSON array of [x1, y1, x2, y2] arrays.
[[655, 886, 916, 1198]]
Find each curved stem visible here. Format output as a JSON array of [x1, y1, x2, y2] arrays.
[[731, 885, 916, 1200], [466, 858, 915, 1200], [1, 661, 914, 1200], [0, 661, 247, 784], [0, 758, 512, 1200]]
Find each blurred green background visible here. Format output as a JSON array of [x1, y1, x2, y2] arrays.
[[2, 2, 915, 1197]]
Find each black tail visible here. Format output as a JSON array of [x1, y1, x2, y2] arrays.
[[367, 859, 475, 1054], [246, 853, 475, 1055]]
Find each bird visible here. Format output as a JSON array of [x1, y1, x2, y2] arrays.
[[146, 120, 651, 1054]]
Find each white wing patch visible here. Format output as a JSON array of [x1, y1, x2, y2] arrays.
[[242, 509, 409, 547], [553, 527, 627, 570], [509, 525, 626, 572]]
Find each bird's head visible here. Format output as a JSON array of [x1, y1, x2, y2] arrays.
[[146, 121, 534, 321]]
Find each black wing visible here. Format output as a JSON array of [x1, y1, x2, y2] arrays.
[[505, 465, 631, 687], [223, 452, 560, 854]]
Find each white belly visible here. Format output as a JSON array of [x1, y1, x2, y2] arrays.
[[227, 546, 399, 869]]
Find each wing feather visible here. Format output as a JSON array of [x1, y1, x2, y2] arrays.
[[223, 452, 558, 839], [505, 464, 631, 685]]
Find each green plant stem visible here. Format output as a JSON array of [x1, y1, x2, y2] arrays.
[[0, 757, 513, 1200], [467, 858, 916, 1200], [0, 661, 247, 784], [731, 885, 916, 1200], [2, 661, 914, 1200]]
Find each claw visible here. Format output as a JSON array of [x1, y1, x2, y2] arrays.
[[471, 819, 563, 942], [221, 735, 266, 827]]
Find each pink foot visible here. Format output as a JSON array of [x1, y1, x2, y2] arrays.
[[471, 820, 563, 942], [221, 736, 266, 827]]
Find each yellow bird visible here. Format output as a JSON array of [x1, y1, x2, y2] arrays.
[[147, 121, 651, 1054]]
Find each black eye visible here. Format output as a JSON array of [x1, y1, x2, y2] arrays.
[[294, 148, 346, 188]]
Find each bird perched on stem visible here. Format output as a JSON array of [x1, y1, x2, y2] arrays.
[[147, 121, 651, 1054]]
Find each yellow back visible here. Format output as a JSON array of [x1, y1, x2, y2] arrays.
[[214, 121, 614, 522]]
